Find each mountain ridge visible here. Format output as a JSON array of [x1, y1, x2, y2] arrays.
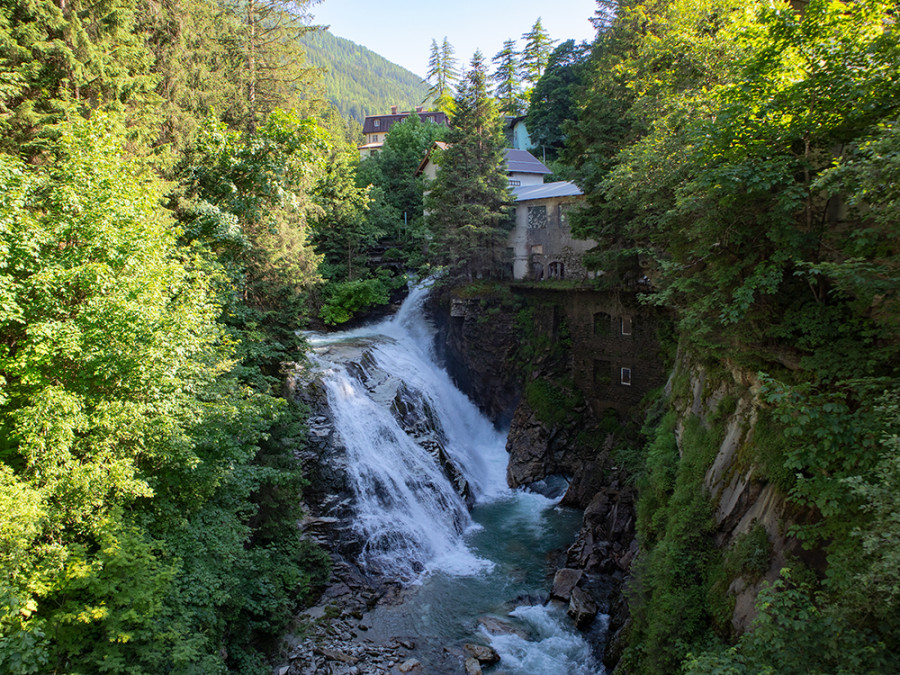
[[301, 29, 431, 123]]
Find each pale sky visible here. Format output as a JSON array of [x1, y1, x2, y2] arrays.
[[309, 0, 599, 79]]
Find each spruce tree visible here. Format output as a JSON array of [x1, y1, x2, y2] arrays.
[[0, 0, 158, 154], [424, 37, 459, 114], [520, 18, 557, 92], [425, 51, 512, 281], [491, 39, 523, 115]]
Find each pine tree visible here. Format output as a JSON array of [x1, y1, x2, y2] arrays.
[[425, 51, 512, 281], [491, 39, 523, 115], [424, 37, 459, 114], [220, 0, 322, 132], [0, 0, 158, 154], [520, 18, 557, 92]]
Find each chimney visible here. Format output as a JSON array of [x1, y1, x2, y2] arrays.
[[390, 105, 398, 114], [415, 106, 424, 113]]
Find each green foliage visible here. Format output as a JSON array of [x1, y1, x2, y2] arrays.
[[723, 524, 771, 583], [524, 379, 582, 428], [425, 52, 513, 281], [524, 40, 591, 166], [0, 112, 328, 673], [491, 39, 524, 115], [626, 409, 724, 674], [562, 0, 900, 670], [319, 277, 392, 325], [0, 0, 159, 154], [519, 17, 557, 92], [424, 37, 459, 115], [685, 569, 899, 674], [300, 30, 429, 123]]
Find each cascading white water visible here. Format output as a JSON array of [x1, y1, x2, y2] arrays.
[[307, 283, 605, 674], [309, 282, 509, 579]]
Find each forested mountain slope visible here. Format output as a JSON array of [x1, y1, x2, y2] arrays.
[[301, 29, 430, 122]]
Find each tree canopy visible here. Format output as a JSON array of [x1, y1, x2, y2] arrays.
[[425, 52, 513, 281]]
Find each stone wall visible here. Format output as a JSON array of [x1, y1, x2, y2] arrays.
[[512, 287, 668, 416]]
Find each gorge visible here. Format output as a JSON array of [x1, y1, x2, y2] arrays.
[[287, 283, 611, 673]]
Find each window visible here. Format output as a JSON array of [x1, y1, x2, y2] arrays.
[[621, 316, 633, 335], [593, 312, 612, 336], [621, 367, 632, 386], [371, 134, 379, 143], [530, 245, 543, 255], [559, 203, 570, 227], [374, 119, 381, 128], [527, 205, 547, 229], [508, 179, 521, 186], [548, 261, 565, 279]]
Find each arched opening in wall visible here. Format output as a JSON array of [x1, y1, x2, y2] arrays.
[[548, 261, 564, 279], [593, 312, 612, 336], [530, 261, 544, 281]]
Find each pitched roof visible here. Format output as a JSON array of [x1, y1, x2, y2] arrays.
[[504, 149, 552, 175], [512, 181, 584, 202], [362, 111, 448, 135], [414, 146, 553, 179], [414, 141, 449, 176]]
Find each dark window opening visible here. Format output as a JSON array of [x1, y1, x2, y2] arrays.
[[594, 312, 612, 336], [594, 360, 612, 387]]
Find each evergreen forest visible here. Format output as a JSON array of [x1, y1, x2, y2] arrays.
[[300, 30, 429, 123], [0, 0, 898, 673]]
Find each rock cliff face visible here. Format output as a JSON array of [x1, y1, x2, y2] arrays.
[[670, 359, 818, 635], [431, 287, 818, 671], [431, 294, 523, 428], [431, 286, 662, 667]]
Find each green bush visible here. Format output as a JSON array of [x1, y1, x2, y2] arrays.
[[319, 278, 391, 325]]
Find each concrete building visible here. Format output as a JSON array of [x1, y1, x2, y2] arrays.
[[509, 181, 594, 281]]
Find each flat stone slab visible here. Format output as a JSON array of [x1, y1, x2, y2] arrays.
[[551, 568, 583, 601]]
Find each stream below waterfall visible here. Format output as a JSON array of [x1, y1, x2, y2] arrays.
[[304, 283, 606, 674]]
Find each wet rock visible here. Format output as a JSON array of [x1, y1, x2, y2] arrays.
[[314, 647, 359, 665], [397, 658, 421, 672], [551, 568, 583, 601], [568, 587, 598, 629], [478, 615, 529, 639], [464, 643, 500, 664], [464, 656, 483, 675]]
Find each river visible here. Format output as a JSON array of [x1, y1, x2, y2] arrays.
[[305, 283, 605, 674]]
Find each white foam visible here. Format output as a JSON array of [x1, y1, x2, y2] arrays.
[[309, 281, 511, 580], [487, 604, 605, 675]]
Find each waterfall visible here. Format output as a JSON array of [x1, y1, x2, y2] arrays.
[[308, 283, 509, 579], [305, 284, 605, 674]]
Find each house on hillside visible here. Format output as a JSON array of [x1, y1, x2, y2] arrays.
[[414, 146, 551, 187], [509, 181, 594, 281], [358, 106, 449, 159], [504, 115, 533, 151], [416, 144, 594, 281]]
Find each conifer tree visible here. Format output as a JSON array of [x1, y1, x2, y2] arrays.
[[425, 51, 512, 281], [221, 0, 322, 132], [424, 37, 459, 114], [491, 39, 524, 115], [0, 0, 158, 154], [520, 17, 557, 92]]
